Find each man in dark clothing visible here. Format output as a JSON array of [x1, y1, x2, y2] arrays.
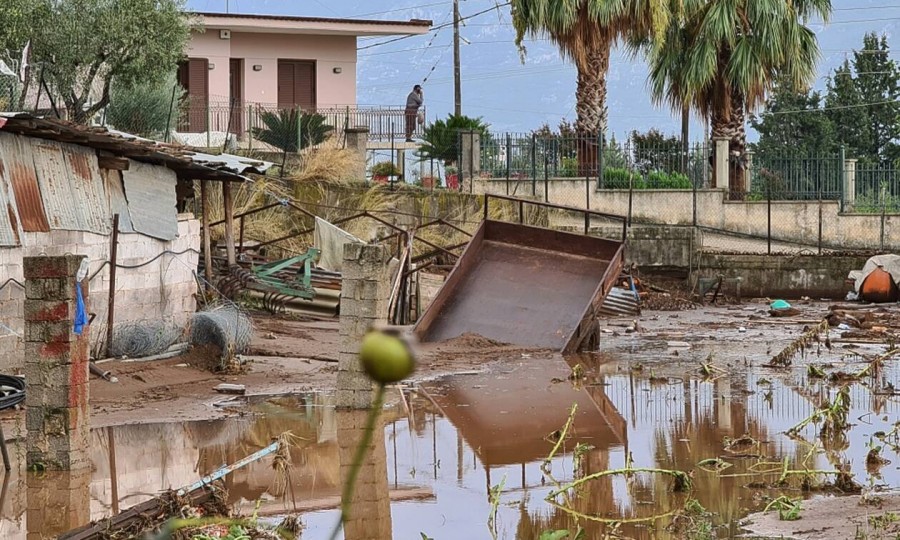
[[405, 85, 423, 142]]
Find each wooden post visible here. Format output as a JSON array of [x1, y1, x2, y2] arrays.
[[201, 180, 213, 287], [223, 181, 236, 266], [105, 214, 120, 357]]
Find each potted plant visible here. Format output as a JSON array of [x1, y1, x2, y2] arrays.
[[445, 165, 459, 190], [420, 175, 441, 189], [371, 161, 400, 184]]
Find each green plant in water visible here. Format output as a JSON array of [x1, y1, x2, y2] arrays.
[[765, 496, 803, 521], [487, 475, 507, 539], [539, 529, 585, 540]]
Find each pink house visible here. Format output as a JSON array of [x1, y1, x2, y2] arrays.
[[178, 12, 431, 140]]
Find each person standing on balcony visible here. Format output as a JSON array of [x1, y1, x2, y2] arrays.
[[405, 85, 423, 142]]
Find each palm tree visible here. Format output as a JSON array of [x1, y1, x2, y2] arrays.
[[511, 0, 672, 140], [642, 0, 830, 192]]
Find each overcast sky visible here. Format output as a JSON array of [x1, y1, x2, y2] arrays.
[[187, 0, 900, 139]]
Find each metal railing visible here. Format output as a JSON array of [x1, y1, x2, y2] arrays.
[[474, 132, 711, 190], [176, 100, 425, 143]]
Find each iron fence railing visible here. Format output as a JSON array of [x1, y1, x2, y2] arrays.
[[175, 100, 424, 144], [474, 132, 711, 191]]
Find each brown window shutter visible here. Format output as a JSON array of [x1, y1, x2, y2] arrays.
[[278, 60, 295, 108], [188, 58, 209, 104], [295, 61, 316, 111]]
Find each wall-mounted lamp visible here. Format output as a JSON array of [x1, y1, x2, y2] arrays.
[[208, 63, 215, 70], [252, 64, 263, 71], [333, 67, 343, 74]]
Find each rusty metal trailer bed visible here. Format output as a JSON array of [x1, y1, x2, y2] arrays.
[[414, 195, 627, 354]]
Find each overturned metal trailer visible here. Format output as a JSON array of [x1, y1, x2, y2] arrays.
[[414, 195, 627, 353]]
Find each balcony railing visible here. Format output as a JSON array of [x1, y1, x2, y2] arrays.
[[176, 100, 425, 144]]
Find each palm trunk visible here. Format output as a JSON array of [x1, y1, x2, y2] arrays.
[[574, 37, 611, 177], [710, 87, 748, 198]]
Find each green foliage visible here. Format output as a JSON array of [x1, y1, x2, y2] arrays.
[[603, 167, 642, 189], [191, 525, 251, 540], [29, 0, 192, 123], [826, 59, 873, 160], [646, 171, 691, 189], [631, 129, 682, 174], [251, 110, 333, 153], [416, 114, 489, 165], [847, 33, 900, 163], [539, 529, 584, 540], [560, 157, 579, 177], [765, 496, 803, 521], [370, 161, 401, 177], [107, 73, 185, 138], [751, 75, 837, 159]]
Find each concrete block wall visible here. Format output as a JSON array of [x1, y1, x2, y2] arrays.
[[0, 215, 200, 370], [336, 243, 397, 409], [337, 410, 392, 540]]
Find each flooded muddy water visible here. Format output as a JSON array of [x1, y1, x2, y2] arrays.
[[4, 342, 900, 538]]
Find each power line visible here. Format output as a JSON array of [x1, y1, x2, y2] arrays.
[[350, 1, 447, 18], [357, 2, 512, 51], [766, 98, 900, 115]]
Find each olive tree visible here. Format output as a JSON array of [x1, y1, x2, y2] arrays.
[[30, 0, 192, 124]]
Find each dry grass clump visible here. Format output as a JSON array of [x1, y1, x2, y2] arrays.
[[285, 137, 359, 184]]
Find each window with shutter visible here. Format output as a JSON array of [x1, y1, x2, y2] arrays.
[[277, 60, 316, 111], [177, 58, 209, 132]]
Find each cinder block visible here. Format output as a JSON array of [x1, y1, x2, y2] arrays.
[[23, 255, 84, 279], [24, 299, 73, 323]]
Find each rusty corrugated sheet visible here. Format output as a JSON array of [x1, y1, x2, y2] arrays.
[[598, 287, 641, 317], [101, 168, 134, 234], [122, 160, 178, 241], [0, 132, 49, 232], [32, 139, 110, 234], [0, 148, 19, 246]]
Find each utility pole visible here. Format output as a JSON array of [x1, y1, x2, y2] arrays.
[[453, 0, 462, 115]]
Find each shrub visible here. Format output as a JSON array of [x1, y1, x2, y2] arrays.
[[370, 161, 400, 177], [602, 167, 642, 189], [560, 157, 579, 178], [251, 109, 333, 153], [416, 114, 489, 165], [107, 73, 185, 138], [646, 171, 692, 189]]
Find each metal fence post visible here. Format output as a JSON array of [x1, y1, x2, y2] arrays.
[[543, 149, 549, 203], [206, 101, 211, 148], [818, 169, 823, 255], [881, 181, 887, 252], [505, 133, 511, 196], [597, 130, 604, 189], [247, 104, 254, 152], [531, 133, 537, 196], [839, 145, 846, 212], [627, 169, 634, 228]]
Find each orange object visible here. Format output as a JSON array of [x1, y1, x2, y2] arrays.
[[860, 267, 899, 303]]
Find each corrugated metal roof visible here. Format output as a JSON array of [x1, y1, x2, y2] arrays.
[[1, 114, 273, 182], [0, 132, 49, 232], [101, 168, 134, 234], [122, 160, 178, 241], [31, 139, 110, 234]]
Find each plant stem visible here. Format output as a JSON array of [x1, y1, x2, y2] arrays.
[[327, 383, 387, 540]]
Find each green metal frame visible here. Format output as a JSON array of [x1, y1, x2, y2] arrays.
[[251, 248, 321, 299]]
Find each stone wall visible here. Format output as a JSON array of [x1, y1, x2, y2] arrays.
[[0, 216, 200, 370], [476, 179, 898, 251]]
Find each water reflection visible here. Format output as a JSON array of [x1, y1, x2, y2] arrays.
[[1, 354, 898, 539]]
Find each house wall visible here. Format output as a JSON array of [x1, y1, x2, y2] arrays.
[[0, 217, 200, 370], [186, 30, 357, 106]]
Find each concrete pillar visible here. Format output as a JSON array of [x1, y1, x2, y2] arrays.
[[460, 130, 481, 190], [345, 127, 370, 181], [23, 255, 91, 471], [712, 137, 730, 190], [844, 158, 858, 207], [338, 410, 392, 540], [27, 469, 91, 539], [716, 377, 732, 431], [336, 244, 397, 409], [397, 149, 406, 181]]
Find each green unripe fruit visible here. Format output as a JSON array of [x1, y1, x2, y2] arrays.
[[359, 331, 415, 384]]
